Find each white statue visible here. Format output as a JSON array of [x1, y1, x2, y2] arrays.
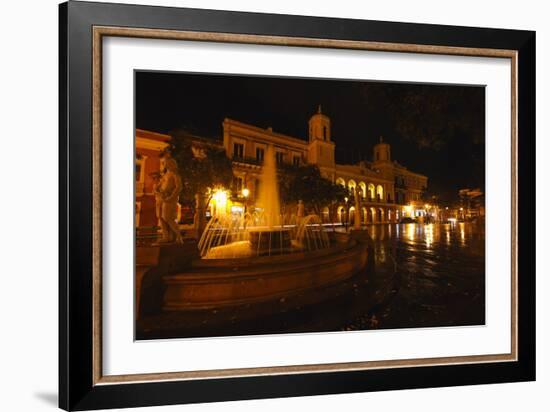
[[155, 157, 183, 244]]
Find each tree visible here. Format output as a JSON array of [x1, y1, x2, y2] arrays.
[[168, 131, 234, 237], [278, 164, 348, 216], [358, 83, 485, 150]]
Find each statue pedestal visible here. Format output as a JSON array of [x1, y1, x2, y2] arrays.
[[136, 243, 198, 318]]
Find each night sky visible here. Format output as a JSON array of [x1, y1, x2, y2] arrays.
[[136, 71, 485, 202]]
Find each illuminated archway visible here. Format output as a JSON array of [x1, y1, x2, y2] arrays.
[[370, 207, 377, 223], [337, 206, 345, 223], [376, 185, 384, 201], [349, 206, 355, 224], [358, 182, 367, 199], [348, 179, 357, 196], [377, 208, 383, 222], [368, 183, 375, 200], [362, 207, 368, 223], [336, 177, 346, 187]]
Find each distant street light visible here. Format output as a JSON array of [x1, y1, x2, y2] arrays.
[[344, 197, 349, 231], [242, 187, 250, 218]]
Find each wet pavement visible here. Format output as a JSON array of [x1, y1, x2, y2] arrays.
[[136, 222, 485, 340], [342, 222, 485, 331]]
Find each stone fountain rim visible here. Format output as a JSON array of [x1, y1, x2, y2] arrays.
[[192, 236, 358, 269]]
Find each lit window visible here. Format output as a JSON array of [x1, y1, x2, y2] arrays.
[[376, 184, 384, 200], [256, 147, 264, 162], [233, 143, 244, 159], [234, 176, 243, 192]]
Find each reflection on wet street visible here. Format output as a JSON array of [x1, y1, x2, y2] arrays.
[[345, 222, 485, 331], [137, 222, 485, 340]]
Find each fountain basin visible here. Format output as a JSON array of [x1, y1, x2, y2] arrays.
[[163, 237, 368, 311], [248, 227, 292, 255]]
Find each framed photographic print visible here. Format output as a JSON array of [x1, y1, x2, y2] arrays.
[[59, 1, 536, 410]]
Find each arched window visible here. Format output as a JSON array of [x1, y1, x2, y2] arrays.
[[336, 177, 346, 187], [376, 184, 384, 201], [368, 183, 375, 200], [348, 180, 357, 196], [358, 182, 367, 199]]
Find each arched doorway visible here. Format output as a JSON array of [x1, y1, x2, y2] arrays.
[[349, 206, 356, 225], [377, 208, 383, 223], [370, 207, 377, 223], [337, 206, 345, 224], [362, 207, 368, 224]]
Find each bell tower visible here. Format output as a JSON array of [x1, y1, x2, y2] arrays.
[[307, 105, 335, 169], [373, 136, 391, 163], [308, 105, 331, 142]]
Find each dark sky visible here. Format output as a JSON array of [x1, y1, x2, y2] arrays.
[[136, 71, 485, 202]]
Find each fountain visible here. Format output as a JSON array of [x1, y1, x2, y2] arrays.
[[199, 145, 327, 259], [256, 144, 281, 228], [249, 145, 292, 254], [163, 146, 370, 311]]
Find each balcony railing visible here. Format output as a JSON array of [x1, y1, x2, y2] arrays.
[[232, 155, 263, 166], [353, 195, 393, 204]]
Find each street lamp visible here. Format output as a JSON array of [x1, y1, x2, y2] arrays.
[[241, 187, 250, 217], [344, 197, 349, 231]]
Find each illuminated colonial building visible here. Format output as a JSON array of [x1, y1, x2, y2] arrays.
[[135, 106, 428, 227], [223, 106, 427, 224]]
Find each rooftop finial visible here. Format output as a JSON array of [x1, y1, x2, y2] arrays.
[[379, 136, 384, 143], [318, 104, 322, 114]]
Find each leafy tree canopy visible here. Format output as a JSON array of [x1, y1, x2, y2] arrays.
[[357, 83, 485, 151], [278, 164, 348, 214], [167, 131, 234, 205]]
